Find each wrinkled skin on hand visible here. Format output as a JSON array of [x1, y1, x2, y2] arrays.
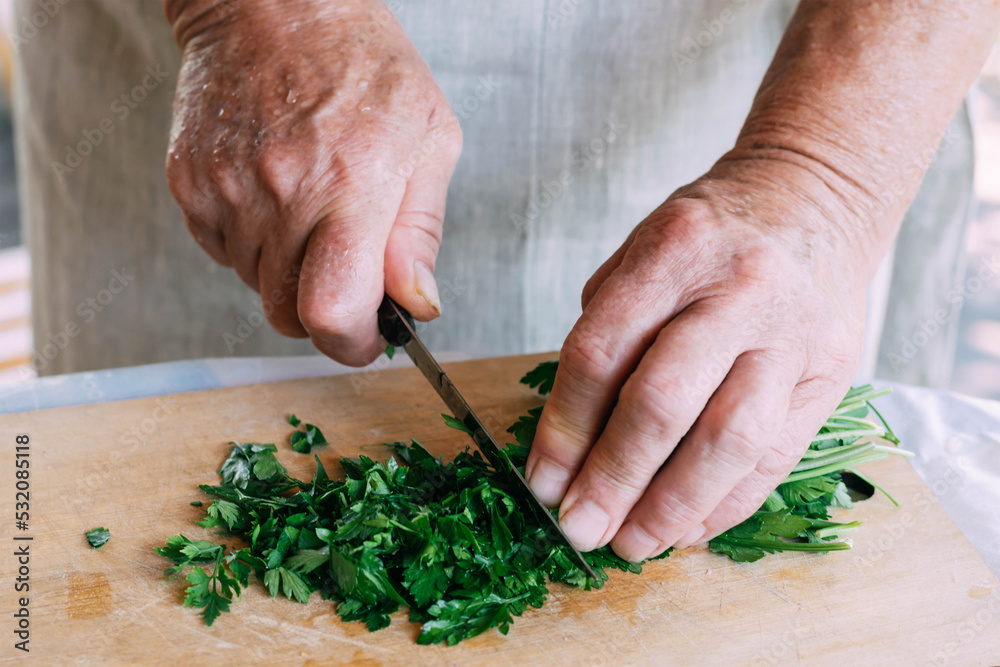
[[165, 0, 462, 365], [526, 174, 868, 562], [519, 0, 1000, 564]]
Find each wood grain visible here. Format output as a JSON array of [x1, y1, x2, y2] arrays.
[[1, 353, 998, 665]]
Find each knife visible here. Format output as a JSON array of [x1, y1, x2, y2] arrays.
[[377, 295, 597, 580]]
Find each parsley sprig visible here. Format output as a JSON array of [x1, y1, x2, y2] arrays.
[[708, 384, 911, 562], [156, 535, 264, 626]]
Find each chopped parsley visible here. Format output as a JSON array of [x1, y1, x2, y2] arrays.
[[86, 527, 110, 549], [157, 361, 907, 643], [288, 418, 328, 454]]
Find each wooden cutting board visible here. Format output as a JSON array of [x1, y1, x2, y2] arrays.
[[2, 353, 998, 666]]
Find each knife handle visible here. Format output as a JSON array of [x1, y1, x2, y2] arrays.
[[377, 295, 415, 347]]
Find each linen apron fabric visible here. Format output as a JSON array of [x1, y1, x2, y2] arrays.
[[12, 0, 974, 389]]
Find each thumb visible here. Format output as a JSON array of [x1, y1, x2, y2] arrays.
[[383, 112, 462, 321]]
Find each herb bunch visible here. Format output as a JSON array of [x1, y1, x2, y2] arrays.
[[157, 360, 906, 643], [708, 385, 910, 561]]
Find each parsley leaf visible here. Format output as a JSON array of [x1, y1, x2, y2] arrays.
[[441, 413, 473, 435], [155, 535, 243, 627], [290, 423, 329, 454], [86, 527, 110, 549], [519, 360, 558, 395]]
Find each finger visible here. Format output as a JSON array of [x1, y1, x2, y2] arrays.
[[221, 216, 263, 293], [166, 153, 232, 269], [552, 307, 748, 552], [526, 218, 709, 507], [257, 231, 309, 338], [297, 179, 407, 366], [580, 226, 639, 310], [609, 350, 798, 562], [692, 375, 849, 546], [180, 209, 231, 268], [383, 112, 461, 321]]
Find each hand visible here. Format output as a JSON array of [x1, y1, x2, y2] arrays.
[[526, 171, 869, 562], [164, 0, 462, 365]]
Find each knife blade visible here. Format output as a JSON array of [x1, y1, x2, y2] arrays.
[[377, 295, 597, 580]]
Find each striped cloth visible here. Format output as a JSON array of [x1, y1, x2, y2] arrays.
[[0, 246, 32, 383]]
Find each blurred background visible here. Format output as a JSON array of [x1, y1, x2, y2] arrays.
[[955, 43, 1000, 400], [0, 0, 27, 385], [0, 4, 997, 398]]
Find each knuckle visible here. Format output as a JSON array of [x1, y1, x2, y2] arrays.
[[434, 113, 464, 164], [754, 445, 802, 481], [533, 393, 592, 456], [588, 444, 660, 495], [559, 329, 618, 387], [703, 421, 768, 476], [629, 221, 678, 264], [395, 212, 444, 247], [817, 338, 863, 378], [727, 247, 785, 289], [581, 275, 600, 309], [259, 290, 302, 336], [703, 493, 762, 536], [164, 150, 184, 188], [534, 412, 591, 464], [269, 317, 307, 339], [165, 155, 207, 214], [699, 395, 781, 474], [586, 463, 648, 499], [572, 464, 647, 518], [635, 490, 704, 535], [619, 374, 685, 431], [716, 389, 781, 441], [256, 150, 306, 207], [297, 298, 357, 340], [636, 200, 715, 254]]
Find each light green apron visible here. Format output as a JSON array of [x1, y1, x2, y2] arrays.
[[12, 0, 974, 389]]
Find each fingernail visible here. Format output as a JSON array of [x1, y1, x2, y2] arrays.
[[559, 499, 611, 552], [413, 260, 441, 315], [673, 524, 707, 550], [526, 457, 571, 507], [613, 521, 661, 562]]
